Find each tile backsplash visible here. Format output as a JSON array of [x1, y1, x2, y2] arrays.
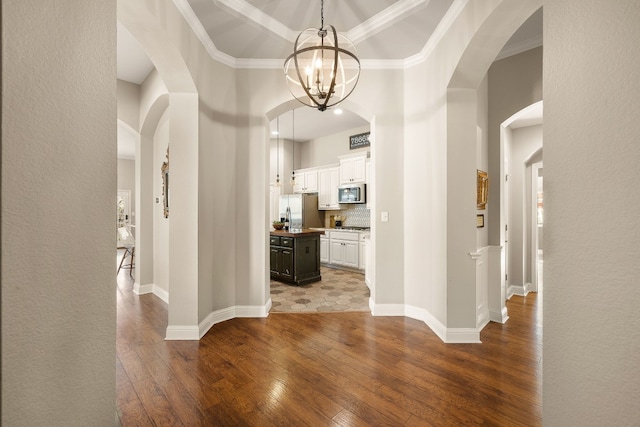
[[325, 204, 371, 228]]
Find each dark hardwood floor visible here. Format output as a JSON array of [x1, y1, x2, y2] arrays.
[[116, 269, 541, 426]]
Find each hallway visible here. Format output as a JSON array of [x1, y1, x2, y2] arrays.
[[116, 269, 541, 425]]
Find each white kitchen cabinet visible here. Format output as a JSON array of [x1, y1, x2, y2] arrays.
[[318, 166, 340, 210], [359, 233, 369, 270], [293, 168, 318, 193], [329, 231, 359, 268], [320, 236, 329, 264], [339, 155, 366, 184]]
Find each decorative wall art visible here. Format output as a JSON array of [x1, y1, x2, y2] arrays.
[[477, 170, 488, 210], [349, 132, 370, 150], [162, 147, 169, 218]]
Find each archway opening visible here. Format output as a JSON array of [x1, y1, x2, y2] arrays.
[[264, 100, 377, 314]]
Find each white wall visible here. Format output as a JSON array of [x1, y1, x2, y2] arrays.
[[117, 79, 141, 130], [544, 2, 640, 424], [299, 125, 370, 168], [153, 109, 170, 296], [476, 75, 489, 248], [1, 1, 116, 425], [506, 125, 542, 293], [488, 46, 543, 247]]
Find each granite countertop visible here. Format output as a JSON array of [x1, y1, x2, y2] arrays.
[[270, 229, 325, 237]]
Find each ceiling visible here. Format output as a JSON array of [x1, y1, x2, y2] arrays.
[[117, 1, 542, 152]]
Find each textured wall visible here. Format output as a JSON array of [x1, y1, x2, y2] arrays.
[[1, 1, 117, 425], [544, 1, 640, 424]]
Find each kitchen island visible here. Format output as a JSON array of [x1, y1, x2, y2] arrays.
[[270, 229, 324, 286]]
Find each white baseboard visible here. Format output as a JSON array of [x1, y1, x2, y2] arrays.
[[372, 303, 482, 344], [490, 307, 509, 324], [165, 325, 200, 340], [477, 312, 490, 330], [444, 328, 482, 343], [153, 286, 169, 304], [133, 282, 153, 295], [198, 301, 272, 339], [371, 303, 405, 316], [198, 307, 236, 338], [133, 282, 169, 304], [508, 283, 530, 299], [409, 305, 447, 342]]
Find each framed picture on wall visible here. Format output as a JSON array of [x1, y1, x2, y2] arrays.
[[477, 170, 488, 210]]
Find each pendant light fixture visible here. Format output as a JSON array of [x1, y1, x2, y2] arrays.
[[290, 109, 296, 185], [284, 0, 360, 111], [275, 116, 280, 187]]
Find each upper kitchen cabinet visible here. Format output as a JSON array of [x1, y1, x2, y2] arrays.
[[339, 154, 367, 184], [293, 168, 318, 193], [318, 166, 340, 210]]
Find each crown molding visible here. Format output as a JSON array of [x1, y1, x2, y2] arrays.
[[174, 0, 472, 71], [494, 34, 543, 61], [216, 0, 297, 42], [172, 0, 237, 68], [404, 0, 468, 68], [347, 0, 429, 45], [234, 58, 285, 69]]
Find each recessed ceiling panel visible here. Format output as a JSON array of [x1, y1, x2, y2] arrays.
[[355, 0, 452, 60], [245, 0, 397, 32]]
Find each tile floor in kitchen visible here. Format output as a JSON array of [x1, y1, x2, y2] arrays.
[[270, 266, 370, 313]]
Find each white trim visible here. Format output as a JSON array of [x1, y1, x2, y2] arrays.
[[133, 282, 169, 304], [494, 34, 543, 62], [371, 303, 405, 316], [404, 0, 469, 68], [173, 0, 468, 70], [507, 283, 530, 299], [165, 325, 200, 340], [348, 0, 431, 45], [490, 307, 509, 324], [407, 304, 447, 342], [153, 286, 169, 304], [198, 301, 272, 339], [477, 312, 490, 330], [374, 303, 483, 343], [172, 0, 237, 68], [198, 306, 236, 338], [133, 281, 150, 295], [444, 328, 481, 343], [217, 0, 297, 42]]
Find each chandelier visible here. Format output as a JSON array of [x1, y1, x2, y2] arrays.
[[284, 0, 360, 111]]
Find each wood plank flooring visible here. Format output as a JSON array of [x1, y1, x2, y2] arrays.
[[116, 270, 541, 426]]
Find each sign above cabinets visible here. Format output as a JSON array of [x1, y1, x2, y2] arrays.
[[349, 132, 370, 150]]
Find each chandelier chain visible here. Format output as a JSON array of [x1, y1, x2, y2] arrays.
[[320, 0, 324, 29]]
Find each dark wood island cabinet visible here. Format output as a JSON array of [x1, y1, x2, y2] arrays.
[[270, 229, 324, 285]]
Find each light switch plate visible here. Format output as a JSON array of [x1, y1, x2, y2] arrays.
[[381, 211, 389, 222]]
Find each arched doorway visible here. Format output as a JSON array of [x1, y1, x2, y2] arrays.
[[444, 0, 542, 339], [118, 0, 200, 339], [264, 99, 378, 313]]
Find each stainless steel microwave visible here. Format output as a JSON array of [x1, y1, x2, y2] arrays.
[[338, 183, 366, 204]]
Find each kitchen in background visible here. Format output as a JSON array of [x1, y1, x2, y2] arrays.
[[324, 204, 371, 229]]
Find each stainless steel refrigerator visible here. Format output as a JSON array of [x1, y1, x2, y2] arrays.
[[279, 193, 325, 229]]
